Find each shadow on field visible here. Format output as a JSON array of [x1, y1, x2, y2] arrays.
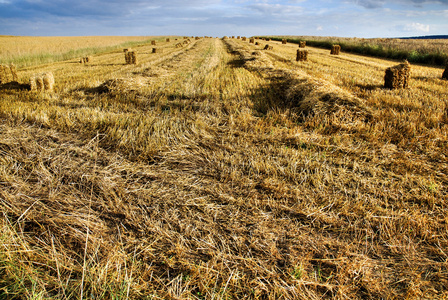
[[355, 83, 383, 91], [0, 81, 30, 91]]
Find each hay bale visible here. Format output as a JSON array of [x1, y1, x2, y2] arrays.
[[296, 50, 308, 61], [442, 65, 448, 80], [266, 38, 271, 41], [222, 36, 228, 40], [166, 38, 170, 42], [124, 52, 130, 64], [263, 44, 273, 51], [249, 38, 255, 44], [255, 42, 260, 45], [242, 37, 247, 41], [29, 75, 37, 91], [151, 40, 156, 45], [175, 43, 183, 48], [237, 36, 240, 39], [43, 72, 54, 91], [282, 39, 287, 44], [129, 51, 137, 64], [123, 48, 131, 52], [195, 37, 200, 40], [152, 48, 163, 53], [299, 41, 306, 48], [331, 45, 341, 55], [384, 61, 411, 89], [0, 64, 10, 83]]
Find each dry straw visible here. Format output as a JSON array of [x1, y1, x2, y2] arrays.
[[176, 43, 183, 48], [384, 61, 411, 89], [331, 45, 341, 55], [299, 41, 306, 48], [264, 44, 273, 50], [442, 65, 448, 79], [282, 39, 287, 44], [296, 49, 308, 61]]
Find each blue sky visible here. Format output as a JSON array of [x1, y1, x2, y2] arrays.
[[0, 0, 447, 37]]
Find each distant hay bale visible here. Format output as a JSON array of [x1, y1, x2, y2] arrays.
[[249, 38, 255, 43], [80, 56, 92, 64], [231, 36, 235, 39], [222, 36, 228, 40], [442, 65, 448, 80], [30, 72, 54, 92], [195, 37, 200, 40], [152, 48, 163, 53], [255, 42, 260, 45], [282, 39, 287, 44], [296, 49, 308, 61], [166, 38, 170, 42], [124, 52, 130, 64], [237, 36, 240, 39], [331, 45, 341, 55], [299, 41, 306, 48], [175, 42, 183, 48], [263, 44, 273, 50], [242, 37, 247, 41], [266, 38, 271, 41], [384, 61, 411, 89], [151, 40, 156, 45]]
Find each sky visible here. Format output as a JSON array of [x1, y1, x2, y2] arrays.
[[0, 0, 447, 38]]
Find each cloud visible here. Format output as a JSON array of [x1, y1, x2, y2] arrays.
[[246, 3, 304, 16], [404, 22, 430, 32]]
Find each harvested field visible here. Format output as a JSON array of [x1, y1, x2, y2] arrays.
[[0, 36, 447, 300]]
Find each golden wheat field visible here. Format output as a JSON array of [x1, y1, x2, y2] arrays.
[[0, 36, 447, 299]]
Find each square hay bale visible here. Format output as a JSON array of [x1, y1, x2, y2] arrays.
[[195, 37, 200, 40], [249, 38, 255, 44], [255, 42, 260, 45], [331, 45, 341, 55], [242, 37, 247, 41], [151, 40, 156, 45], [296, 50, 308, 61], [129, 51, 137, 64], [166, 38, 170, 42], [30, 72, 54, 92], [176, 43, 183, 48], [237, 36, 240, 39], [152, 48, 163, 54], [282, 39, 287, 44], [222, 36, 228, 40], [299, 41, 306, 48], [442, 65, 448, 80], [384, 61, 411, 89], [263, 44, 273, 51], [0, 64, 10, 83]]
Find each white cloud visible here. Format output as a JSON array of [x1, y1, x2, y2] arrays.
[[404, 22, 430, 32], [316, 25, 323, 31]]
